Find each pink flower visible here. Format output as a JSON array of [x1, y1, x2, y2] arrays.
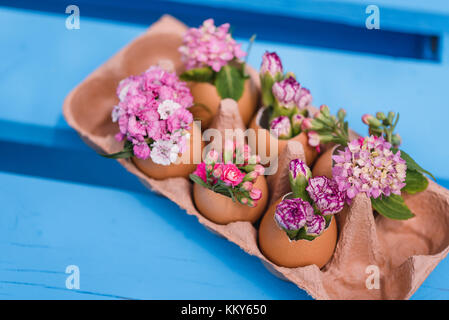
[[260, 51, 283, 77], [306, 176, 345, 215], [307, 131, 320, 147], [221, 163, 245, 186], [249, 187, 262, 201], [242, 181, 253, 191], [133, 142, 151, 160], [112, 66, 194, 164], [193, 162, 207, 183], [332, 135, 407, 200], [272, 76, 301, 109], [179, 19, 246, 72]]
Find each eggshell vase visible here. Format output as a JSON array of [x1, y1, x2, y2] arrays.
[[249, 108, 317, 167], [258, 195, 337, 268], [133, 122, 204, 180], [193, 175, 269, 225], [312, 145, 341, 179], [188, 78, 259, 129]]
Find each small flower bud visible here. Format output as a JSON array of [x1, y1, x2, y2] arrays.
[[337, 108, 346, 121], [376, 112, 386, 120], [319, 105, 330, 117], [392, 133, 402, 147], [301, 118, 313, 131], [243, 171, 258, 182], [205, 149, 219, 165], [249, 188, 262, 201], [362, 114, 381, 127], [254, 164, 265, 176], [291, 113, 305, 136], [260, 51, 283, 78], [289, 159, 312, 200], [307, 131, 320, 147], [242, 181, 253, 191]]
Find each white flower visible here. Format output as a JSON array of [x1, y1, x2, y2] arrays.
[[118, 83, 130, 101], [157, 99, 181, 120], [150, 139, 180, 165], [111, 105, 123, 122]]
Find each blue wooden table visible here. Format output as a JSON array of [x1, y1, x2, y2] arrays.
[[1, 1, 449, 299]]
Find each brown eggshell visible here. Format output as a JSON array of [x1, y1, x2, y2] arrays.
[[188, 78, 258, 129], [258, 197, 337, 268], [132, 122, 204, 180], [248, 108, 318, 166], [193, 175, 269, 225], [312, 145, 341, 179]]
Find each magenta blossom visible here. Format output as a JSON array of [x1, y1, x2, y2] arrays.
[[305, 213, 326, 236], [275, 198, 311, 231], [295, 87, 312, 109], [332, 135, 407, 200], [179, 19, 246, 72], [306, 176, 345, 215], [221, 163, 245, 186], [260, 51, 283, 77], [270, 116, 292, 139]]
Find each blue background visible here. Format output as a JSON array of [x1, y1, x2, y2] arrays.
[[0, 1, 448, 299]]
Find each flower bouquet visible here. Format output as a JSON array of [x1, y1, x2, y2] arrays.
[[259, 159, 343, 268], [310, 106, 433, 220], [179, 19, 259, 128], [249, 52, 318, 166], [102, 65, 203, 180], [190, 141, 268, 224]]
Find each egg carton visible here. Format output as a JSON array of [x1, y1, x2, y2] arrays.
[[63, 15, 449, 299]]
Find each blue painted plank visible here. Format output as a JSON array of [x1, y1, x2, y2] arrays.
[[0, 7, 448, 180], [0, 171, 448, 299], [0, 172, 311, 300], [0, 1, 442, 60]]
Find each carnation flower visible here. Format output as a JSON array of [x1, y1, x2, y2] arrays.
[[272, 76, 301, 110], [221, 163, 245, 186], [179, 19, 246, 72], [306, 176, 345, 215], [305, 213, 325, 236], [295, 87, 312, 109], [260, 51, 283, 77], [110, 66, 194, 163], [275, 198, 311, 231], [270, 116, 292, 139], [332, 135, 407, 200]]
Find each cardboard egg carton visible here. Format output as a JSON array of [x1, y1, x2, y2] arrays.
[[63, 15, 449, 299]]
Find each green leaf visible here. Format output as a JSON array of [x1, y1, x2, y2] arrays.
[[214, 64, 245, 101], [100, 140, 134, 159], [180, 67, 215, 83], [400, 150, 436, 181], [403, 169, 429, 194], [189, 174, 210, 189], [371, 194, 415, 220]]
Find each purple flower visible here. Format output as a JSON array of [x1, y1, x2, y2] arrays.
[[260, 51, 283, 77], [295, 87, 312, 109], [305, 213, 325, 236], [306, 176, 345, 215], [332, 136, 407, 200], [272, 76, 301, 109], [289, 159, 311, 180], [275, 198, 312, 231], [270, 116, 292, 139]]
